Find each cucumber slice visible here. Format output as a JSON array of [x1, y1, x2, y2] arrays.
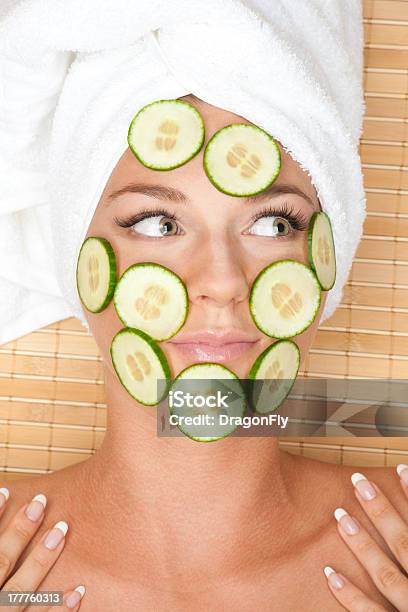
[[128, 99, 205, 170], [203, 123, 281, 197], [76, 237, 117, 313], [113, 262, 188, 341], [249, 259, 321, 338], [110, 327, 171, 406], [169, 363, 246, 442], [308, 211, 336, 290], [248, 339, 300, 414]]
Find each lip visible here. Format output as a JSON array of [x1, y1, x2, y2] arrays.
[[168, 329, 260, 346], [167, 329, 260, 363]]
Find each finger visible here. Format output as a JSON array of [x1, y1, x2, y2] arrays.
[[61, 586, 86, 610], [351, 472, 408, 571], [0, 488, 10, 518], [397, 464, 408, 501], [44, 585, 86, 611], [323, 566, 388, 612], [0, 493, 47, 586], [2, 521, 69, 610], [334, 506, 408, 611]]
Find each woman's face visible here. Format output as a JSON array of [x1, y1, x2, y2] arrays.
[[84, 95, 327, 380]]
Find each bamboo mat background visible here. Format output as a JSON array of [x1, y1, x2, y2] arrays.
[[0, 0, 408, 481]]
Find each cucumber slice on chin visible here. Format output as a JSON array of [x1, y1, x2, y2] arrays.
[[203, 123, 281, 197], [169, 363, 246, 442], [249, 259, 321, 338], [248, 339, 300, 414], [114, 262, 188, 341], [128, 99, 205, 170], [76, 237, 117, 313], [110, 327, 171, 406], [308, 211, 336, 290]]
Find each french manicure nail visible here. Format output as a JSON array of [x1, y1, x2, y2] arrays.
[[44, 521, 68, 550], [334, 507, 360, 535], [65, 585, 86, 609], [324, 566, 345, 589], [397, 464, 408, 486], [25, 493, 47, 522], [0, 487, 9, 508], [351, 472, 376, 501]]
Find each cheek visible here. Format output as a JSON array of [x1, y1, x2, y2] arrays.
[[242, 235, 309, 268], [295, 292, 327, 367], [85, 304, 122, 370]]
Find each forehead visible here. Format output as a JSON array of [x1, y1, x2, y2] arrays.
[[102, 95, 317, 203]]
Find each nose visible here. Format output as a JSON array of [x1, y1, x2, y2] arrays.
[[187, 231, 249, 310]]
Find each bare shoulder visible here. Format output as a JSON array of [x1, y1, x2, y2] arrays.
[[0, 463, 86, 547], [359, 464, 408, 521], [282, 452, 408, 534], [0, 474, 52, 530], [282, 456, 406, 611], [323, 462, 408, 542]]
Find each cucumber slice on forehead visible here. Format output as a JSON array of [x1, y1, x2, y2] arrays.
[[203, 123, 281, 197], [128, 99, 205, 170], [308, 211, 336, 290], [113, 262, 188, 341], [248, 339, 300, 414], [76, 237, 117, 313], [249, 259, 321, 338], [170, 363, 246, 442], [110, 327, 171, 406]]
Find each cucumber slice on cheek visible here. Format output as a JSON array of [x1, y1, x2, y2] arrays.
[[308, 211, 336, 290], [249, 260, 321, 339], [170, 363, 246, 442], [128, 99, 205, 171], [110, 328, 171, 406], [203, 123, 281, 197], [248, 339, 300, 414], [114, 263, 188, 341], [76, 237, 117, 313]]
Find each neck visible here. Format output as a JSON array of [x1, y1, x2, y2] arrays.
[[78, 365, 313, 586]]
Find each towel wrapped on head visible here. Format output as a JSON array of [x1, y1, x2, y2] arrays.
[[0, 0, 366, 345]]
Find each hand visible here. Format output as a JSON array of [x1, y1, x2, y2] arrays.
[[0, 487, 86, 611], [323, 465, 408, 611]]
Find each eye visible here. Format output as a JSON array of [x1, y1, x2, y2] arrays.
[[132, 215, 179, 237], [248, 216, 291, 237], [245, 203, 310, 238], [114, 209, 181, 237]]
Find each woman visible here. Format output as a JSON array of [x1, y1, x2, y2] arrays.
[[1, 94, 408, 611], [1, 1, 407, 610]]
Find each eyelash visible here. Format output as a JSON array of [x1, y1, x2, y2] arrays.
[[114, 207, 178, 231], [113, 202, 310, 235], [249, 202, 309, 232]]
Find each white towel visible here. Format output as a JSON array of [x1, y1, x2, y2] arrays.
[[0, 0, 366, 345]]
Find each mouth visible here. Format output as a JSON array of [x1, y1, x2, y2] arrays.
[[167, 329, 261, 363]]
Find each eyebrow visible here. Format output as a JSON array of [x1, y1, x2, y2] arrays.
[[107, 182, 317, 209]]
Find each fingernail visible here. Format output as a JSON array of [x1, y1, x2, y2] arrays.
[[324, 566, 345, 589], [65, 585, 86, 609], [25, 493, 47, 522], [44, 521, 68, 550], [351, 472, 376, 501], [334, 507, 360, 535], [0, 487, 9, 508], [397, 464, 408, 486]]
